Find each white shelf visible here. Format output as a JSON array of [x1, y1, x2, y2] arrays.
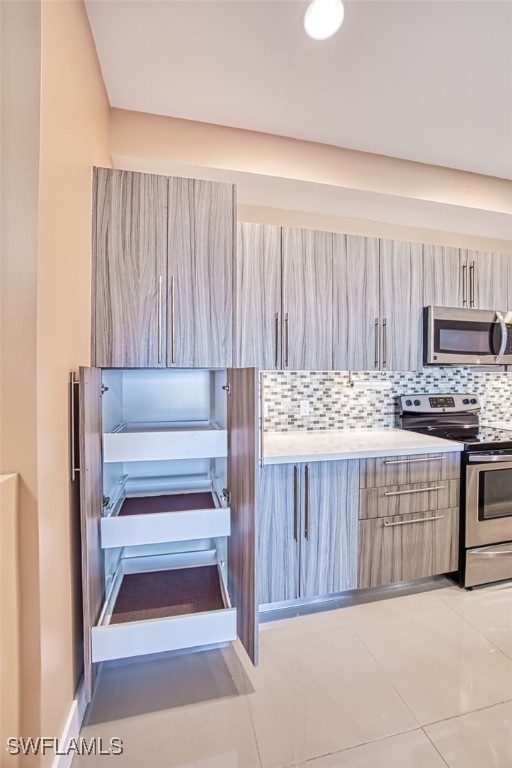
[[103, 420, 228, 463]]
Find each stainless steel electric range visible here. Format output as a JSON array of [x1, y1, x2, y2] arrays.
[[399, 394, 512, 588]]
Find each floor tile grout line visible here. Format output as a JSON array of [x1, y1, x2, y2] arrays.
[[437, 593, 512, 661], [420, 696, 512, 730], [421, 726, 451, 768]]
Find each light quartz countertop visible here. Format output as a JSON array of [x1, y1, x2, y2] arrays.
[[262, 428, 463, 465]]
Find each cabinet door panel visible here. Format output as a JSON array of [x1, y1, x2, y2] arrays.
[[168, 178, 234, 367], [258, 465, 299, 604], [358, 508, 459, 588], [227, 367, 259, 663], [79, 366, 104, 702], [465, 250, 510, 310], [92, 168, 168, 367], [379, 239, 423, 371], [282, 228, 333, 370], [235, 223, 281, 368], [334, 235, 380, 371], [423, 245, 464, 308], [300, 461, 359, 598]]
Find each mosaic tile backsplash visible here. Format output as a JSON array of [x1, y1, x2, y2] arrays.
[[262, 369, 512, 431]]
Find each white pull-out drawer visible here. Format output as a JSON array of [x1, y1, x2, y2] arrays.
[[100, 490, 230, 548], [103, 421, 227, 463], [91, 550, 236, 663]]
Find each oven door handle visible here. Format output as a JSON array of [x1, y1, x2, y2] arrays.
[[495, 311, 507, 360], [468, 455, 512, 463]]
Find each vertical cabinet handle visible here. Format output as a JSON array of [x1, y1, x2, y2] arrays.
[[275, 312, 280, 369], [171, 274, 176, 364], [462, 262, 468, 306], [374, 318, 380, 368], [157, 275, 163, 364], [304, 464, 310, 540], [382, 318, 387, 369], [69, 372, 80, 482], [470, 261, 475, 307], [293, 465, 299, 542], [285, 313, 290, 368]]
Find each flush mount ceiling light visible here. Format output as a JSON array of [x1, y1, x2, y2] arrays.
[[304, 0, 345, 40]]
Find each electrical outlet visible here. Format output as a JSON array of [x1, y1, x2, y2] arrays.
[[300, 400, 310, 416]]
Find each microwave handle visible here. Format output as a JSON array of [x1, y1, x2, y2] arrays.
[[496, 311, 507, 360]]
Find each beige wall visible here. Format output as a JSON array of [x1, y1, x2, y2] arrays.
[[37, 0, 111, 749], [2, 0, 111, 761], [111, 109, 512, 253], [1, 0, 43, 752]]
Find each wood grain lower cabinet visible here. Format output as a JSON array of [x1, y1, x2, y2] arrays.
[[358, 508, 459, 588], [358, 452, 461, 589], [258, 460, 359, 604]]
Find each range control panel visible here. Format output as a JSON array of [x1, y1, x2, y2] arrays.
[[399, 394, 481, 414]]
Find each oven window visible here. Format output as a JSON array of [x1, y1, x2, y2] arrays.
[[478, 469, 512, 520]]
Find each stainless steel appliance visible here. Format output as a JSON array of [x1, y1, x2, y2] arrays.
[[399, 394, 512, 588], [424, 306, 512, 366]]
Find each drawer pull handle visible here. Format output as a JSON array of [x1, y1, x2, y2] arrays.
[[384, 485, 445, 497], [474, 550, 512, 557], [384, 514, 445, 527], [383, 456, 446, 465]]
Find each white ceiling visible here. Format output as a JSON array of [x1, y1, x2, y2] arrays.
[[85, 0, 512, 181]]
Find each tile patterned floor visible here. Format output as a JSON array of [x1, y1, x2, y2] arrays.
[[73, 580, 512, 767]]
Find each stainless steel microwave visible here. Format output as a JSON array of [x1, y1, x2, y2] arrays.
[[424, 306, 512, 365]]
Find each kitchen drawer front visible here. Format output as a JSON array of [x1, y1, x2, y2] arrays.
[[358, 507, 459, 588], [91, 551, 236, 662], [359, 479, 459, 520], [360, 453, 460, 489], [101, 506, 231, 549]]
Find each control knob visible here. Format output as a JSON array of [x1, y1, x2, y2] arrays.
[[414, 399, 421, 406], [463, 398, 470, 405], [405, 399, 413, 407], [471, 398, 477, 405]]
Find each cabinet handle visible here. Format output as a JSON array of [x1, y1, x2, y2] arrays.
[[469, 261, 475, 307], [384, 514, 445, 527], [383, 456, 446, 465], [384, 485, 445, 496], [304, 464, 310, 540], [374, 318, 380, 368], [69, 372, 80, 482], [157, 275, 163, 364], [285, 313, 290, 368], [293, 465, 299, 541], [476, 550, 512, 557], [382, 318, 387, 369], [462, 262, 468, 306], [171, 274, 176, 364], [275, 312, 280, 369]]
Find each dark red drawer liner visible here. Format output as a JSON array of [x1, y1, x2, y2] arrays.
[[119, 492, 215, 516], [110, 566, 224, 624]]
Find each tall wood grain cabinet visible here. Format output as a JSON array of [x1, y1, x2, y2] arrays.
[[78, 365, 259, 703], [92, 168, 235, 368], [258, 461, 359, 604]]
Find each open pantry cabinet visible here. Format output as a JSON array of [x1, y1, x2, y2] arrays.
[[79, 366, 259, 702]]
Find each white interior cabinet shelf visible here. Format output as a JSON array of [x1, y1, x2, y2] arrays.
[[79, 366, 259, 703], [91, 550, 236, 663]]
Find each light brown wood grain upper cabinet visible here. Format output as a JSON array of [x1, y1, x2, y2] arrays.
[[92, 169, 235, 368], [92, 168, 168, 367], [333, 235, 380, 370], [168, 178, 235, 368], [281, 228, 334, 370], [235, 223, 282, 368], [462, 250, 510, 310]]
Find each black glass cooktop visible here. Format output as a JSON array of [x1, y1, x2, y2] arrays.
[[407, 424, 512, 451]]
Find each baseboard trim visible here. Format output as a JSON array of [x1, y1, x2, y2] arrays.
[[51, 680, 87, 768]]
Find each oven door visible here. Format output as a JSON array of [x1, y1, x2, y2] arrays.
[[425, 306, 512, 365], [465, 456, 512, 547]]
